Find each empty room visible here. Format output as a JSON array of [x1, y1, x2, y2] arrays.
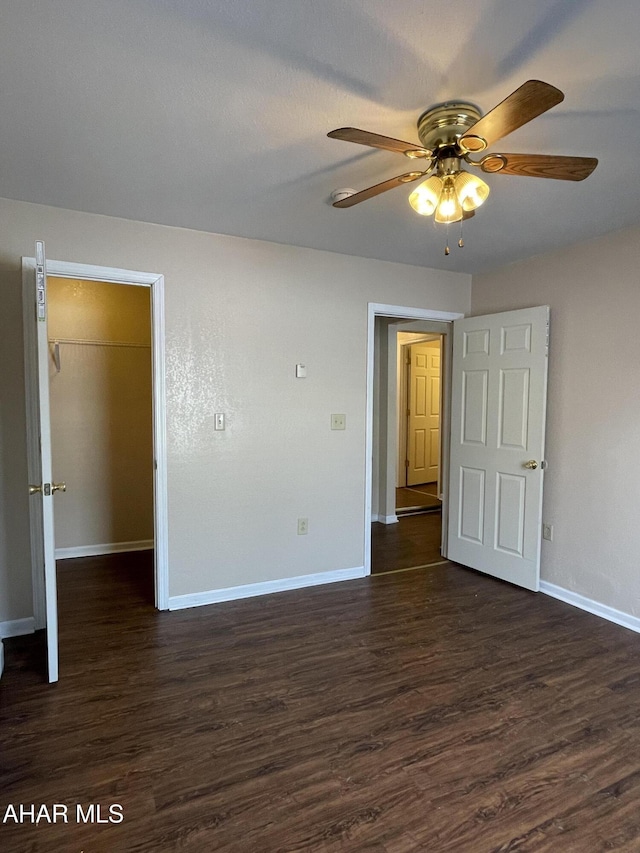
[[2, 2, 640, 851]]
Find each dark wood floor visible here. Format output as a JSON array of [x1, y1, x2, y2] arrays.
[[396, 484, 440, 511], [3, 554, 640, 852], [371, 513, 442, 574]]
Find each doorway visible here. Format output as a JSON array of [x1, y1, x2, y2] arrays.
[[24, 256, 169, 665], [371, 326, 447, 575], [48, 276, 156, 609], [366, 303, 463, 577], [367, 302, 550, 594]]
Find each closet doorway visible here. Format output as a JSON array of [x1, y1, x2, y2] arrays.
[[48, 277, 155, 609]]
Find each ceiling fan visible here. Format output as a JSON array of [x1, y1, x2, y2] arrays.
[[327, 80, 598, 252]]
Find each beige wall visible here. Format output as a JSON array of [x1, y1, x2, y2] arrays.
[[48, 278, 153, 551], [0, 197, 471, 622], [472, 225, 640, 617]]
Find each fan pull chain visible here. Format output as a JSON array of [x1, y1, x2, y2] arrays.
[[444, 221, 466, 255]]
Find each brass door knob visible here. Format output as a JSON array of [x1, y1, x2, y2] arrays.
[[28, 484, 42, 495], [52, 482, 66, 493], [523, 460, 538, 470]]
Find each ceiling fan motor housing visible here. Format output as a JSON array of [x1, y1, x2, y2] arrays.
[[417, 101, 482, 153]]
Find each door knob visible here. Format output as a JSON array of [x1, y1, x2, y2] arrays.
[[28, 482, 66, 495], [523, 460, 538, 470]]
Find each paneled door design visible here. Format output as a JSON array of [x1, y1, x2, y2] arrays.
[[407, 341, 440, 485], [447, 307, 549, 591]]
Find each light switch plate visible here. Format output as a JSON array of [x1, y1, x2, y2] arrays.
[[214, 413, 225, 430], [296, 363, 307, 378]]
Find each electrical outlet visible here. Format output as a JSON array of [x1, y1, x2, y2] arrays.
[[331, 414, 346, 430], [297, 517, 309, 535], [543, 524, 553, 541]]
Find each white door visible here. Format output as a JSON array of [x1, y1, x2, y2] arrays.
[[23, 242, 60, 682], [447, 306, 549, 591], [407, 341, 440, 486]]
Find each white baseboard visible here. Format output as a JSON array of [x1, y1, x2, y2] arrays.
[[0, 616, 36, 639], [378, 514, 399, 525], [55, 540, 154, 560], [540, 581, 640, 634], [169, 565, 367, 611]]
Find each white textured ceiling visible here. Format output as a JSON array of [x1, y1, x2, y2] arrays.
[[1, 0, 639, 273]]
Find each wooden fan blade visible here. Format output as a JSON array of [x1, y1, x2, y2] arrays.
[[328, 127, 432, 158], [332, 172, 428, 207], [488, 153, 598, 181], [460, 80, 564, 150]]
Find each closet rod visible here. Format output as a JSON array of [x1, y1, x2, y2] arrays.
[[48, 338, 151, 373], [49, 338, 150, 349]]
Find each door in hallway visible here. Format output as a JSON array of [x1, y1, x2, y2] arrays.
[[407, 340, 440, 486]]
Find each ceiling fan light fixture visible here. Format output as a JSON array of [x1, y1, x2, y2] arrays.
[[408, 174, 442, 216], [453, 171, 490, 211]]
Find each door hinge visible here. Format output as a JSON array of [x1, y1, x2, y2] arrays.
[[405, 459, 409, 468], [406, 408, 410, 417]]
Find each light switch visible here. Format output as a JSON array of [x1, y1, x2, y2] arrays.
[[214, 413, 225, 430], [296, 363, 307, 378], [331, 414, 346, 430]]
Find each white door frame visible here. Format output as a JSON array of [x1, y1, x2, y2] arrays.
[[23, 258, 169, 617], [365, 303, 463, 575]]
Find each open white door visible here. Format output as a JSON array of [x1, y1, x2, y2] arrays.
[[22, 242, 60, 682], [447, 306, 549, 591]]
